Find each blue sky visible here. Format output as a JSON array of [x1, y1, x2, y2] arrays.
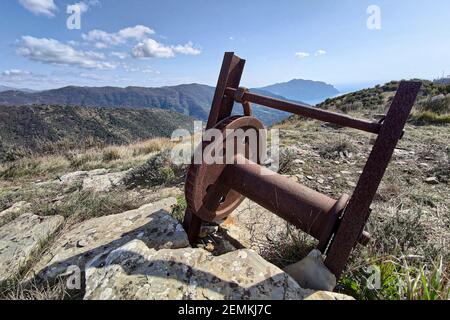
[[1, 0, 449, 91]]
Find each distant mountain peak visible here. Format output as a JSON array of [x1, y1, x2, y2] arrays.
[[0, 85, 36, 93], [258, 79, 339, 105]]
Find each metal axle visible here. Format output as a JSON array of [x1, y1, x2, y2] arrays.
[[222, 154, 348, 249]]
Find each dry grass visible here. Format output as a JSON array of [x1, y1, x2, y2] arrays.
[[0, 137, 172, 182], [0, 279, 67, 300], [267, 110, 449, 300], [32, 190, 143, 224]]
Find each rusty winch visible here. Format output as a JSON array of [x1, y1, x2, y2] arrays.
[[183, 52, 421, 278]]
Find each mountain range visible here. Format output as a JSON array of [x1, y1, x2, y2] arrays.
[[0, 80, 339, 125], [0, 85, 36, 93], [0, 80, 340, 161]]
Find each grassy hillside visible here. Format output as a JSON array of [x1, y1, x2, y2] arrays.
[[317, 80, 450, 124], [272, 105, 449, 299], [270, 80, 449, 299], [0, 105, 194, 163]]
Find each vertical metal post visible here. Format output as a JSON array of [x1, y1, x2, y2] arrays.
[[183, 52, 246, 244], [324, 81, 422, 277]]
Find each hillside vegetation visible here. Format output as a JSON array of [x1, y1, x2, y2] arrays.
[[273, 93, 449, 299], [317, 80, 450, 124], [0, 105, 194, 163]]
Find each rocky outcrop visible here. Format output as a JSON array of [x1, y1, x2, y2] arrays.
[[56, 169, 129, 193], [283, 250, 336, 291], [0, 213, 64, 284], [84, 240, 312, 300], [10, 195, 353, 300], [0, 201, 31, 226], [58, 169, 108, 185], [28, 198, 188, 283], [219, 199, 288, 254], [82, 170, 130, 192], [219, 199, 339, 292], [304, 291, 354, 300]]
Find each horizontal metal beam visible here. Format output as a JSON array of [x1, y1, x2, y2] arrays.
[[225, 87, 382, 134]]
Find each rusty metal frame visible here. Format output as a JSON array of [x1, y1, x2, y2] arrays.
[[183, 52, 247, 243], [183, 52, 421, 279]]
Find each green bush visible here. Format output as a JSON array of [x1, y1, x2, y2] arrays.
[[124, 150, 187, 188], [411, 111, 450, 125], [102, 149, 121, 162]]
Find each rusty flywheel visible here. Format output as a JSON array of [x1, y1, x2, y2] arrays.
[[185, 115, 265, 222]]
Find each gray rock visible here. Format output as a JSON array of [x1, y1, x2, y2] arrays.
[[27, 198, 188, 283], [219, 199, 289, 254], [84, 239, 312, 300], [424, 177, 439, 185], [304, 291, 354, 300], [283, 250, 336, 291], [58, 169, 108, 185], [431, 94, 445, 102], [57, 169, 129, 193], [0, 213, 64, 284], [0, 201, 31, 226], [82, 170, 129, 192]]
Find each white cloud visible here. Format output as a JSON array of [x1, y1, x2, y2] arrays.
[[67, 0, 100, 14], [82, 25, 155, 48], [132, 39, 175, 59], [78, 72, 105, 80], [121, 63, 140, 72], [70, 2, 89, 13], [315, 49, 327, 56], [295, 52, 310, 59], [16, 36, 116, 70], [18, 0, 57, 17], [67, 40, 79, 46], [142, 67, 160, 74], [0, 69, 49, 84], [2, 69, 32, 77], [111, 51, 129, 59], [172, 42, 202, 55], [132, 39, 202, 59]]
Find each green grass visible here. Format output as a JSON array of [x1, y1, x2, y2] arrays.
[[261, 224, 317, 268], [411, 111, 450, 125], [171, 196, 187, 223], [338, 257, 449, 300], [123, 150, 186, 189], [32, 190, 142, 223]]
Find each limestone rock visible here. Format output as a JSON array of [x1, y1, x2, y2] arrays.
[[59, 169, 107, 185], [82, 170, 129, 192], [0, 201, 31, 226], [84, 240, 311, 300], [283, 250, 336, 291], [304, 291, 355, 300], [424, 177, 439, 185], [219, 199, 289, 254], [28, 197, 188, 283], [0, 213, 64, 284], [56, 169, 129, 192]]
